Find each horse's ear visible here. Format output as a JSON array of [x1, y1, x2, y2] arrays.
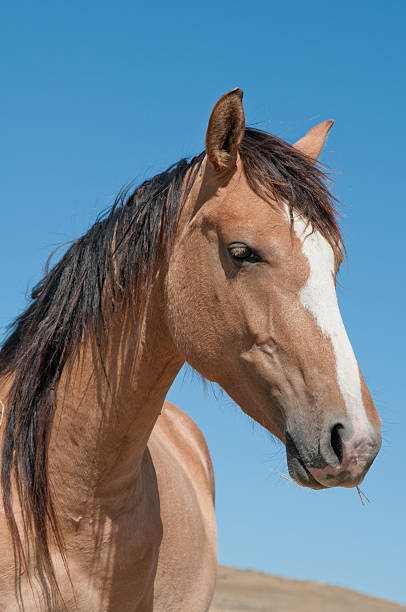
[[206, 88, 245, 173], [293, 120, 334, 161]]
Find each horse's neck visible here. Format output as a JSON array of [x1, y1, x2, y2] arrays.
[[49, 288, 183, 519]]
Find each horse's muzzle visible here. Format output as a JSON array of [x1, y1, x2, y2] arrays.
[[285, 419, 382, 490]]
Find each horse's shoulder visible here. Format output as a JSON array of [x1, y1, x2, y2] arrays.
[[162, 400, 207, 444], [150, 401, 217, 611], [151, 400, 215, 500]]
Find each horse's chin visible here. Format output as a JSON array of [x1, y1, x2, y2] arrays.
[[286, 453, 328, 490]]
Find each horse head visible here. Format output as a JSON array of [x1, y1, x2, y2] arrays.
[[166, 89, 381, 489]]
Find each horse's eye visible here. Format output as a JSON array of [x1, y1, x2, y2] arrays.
[[228, 243, 261, 263]]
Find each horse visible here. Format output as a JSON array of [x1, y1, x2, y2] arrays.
[[0, 88, 382, 611]]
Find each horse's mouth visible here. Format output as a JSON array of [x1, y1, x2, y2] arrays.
[[285, 432, 328, 490]]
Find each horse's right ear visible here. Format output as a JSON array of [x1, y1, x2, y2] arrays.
[[206, 88, 245, 174]]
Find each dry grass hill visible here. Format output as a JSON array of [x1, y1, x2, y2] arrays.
[[211, 565, 405, 612]]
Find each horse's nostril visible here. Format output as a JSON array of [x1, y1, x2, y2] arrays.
[[330, 423, 344, 464]]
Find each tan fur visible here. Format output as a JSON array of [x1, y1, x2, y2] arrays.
[[293, 120, 334, 160]]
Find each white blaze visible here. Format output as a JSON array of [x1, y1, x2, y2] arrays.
[[291, 214, 370, 437]]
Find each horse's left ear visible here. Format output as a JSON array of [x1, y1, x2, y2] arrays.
[[206, 88, 245, 174], [293, 120, 334, 161]]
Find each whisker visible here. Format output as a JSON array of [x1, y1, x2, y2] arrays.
[[356, 486, 371, 505], [269, 469, 315, 494]]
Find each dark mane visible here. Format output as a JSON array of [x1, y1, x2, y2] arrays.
[[0, 127, 341, 607]]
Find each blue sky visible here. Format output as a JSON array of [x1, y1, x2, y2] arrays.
[[1, 0, 405, 605]]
